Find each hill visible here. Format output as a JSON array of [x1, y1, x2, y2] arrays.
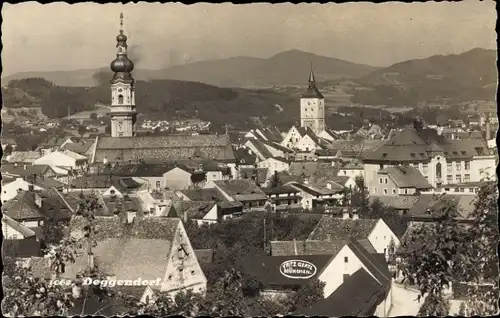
[[1, 77, 300, 130], [1, 50, 378, 88], [350, 48, 497, 106]]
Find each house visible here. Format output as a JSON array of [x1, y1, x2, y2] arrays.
[[92, 134, 236, 164], [287, 181, 344, 211], [65, 216, 207, 301], [257, 157, 290, 175], [261, 186, 302, 211], [362, 126, 496, 189], [308, 214, 400, 259], [6, 151, 42, 164], [281, 126, 310, 149], [2, 214, 37, 239], [295, 129, 329, 152], [2, 188, 72, 228], [2, 163, 59, 180], [296, 267, 391, 317], [328, 175, 357, 191], [68, 175, 144, 194], [204, 179, 268, 211], [288, 161, 340, 185], [1, 177, 65, 203], [245, 127, 283, 144], [136, 190, 180, 217], [107, 163, 192, 190], [404, 193, 477, 223], [243, 238, 392, 317], [33, 149, 88, 171], [371, 165, 433, 196], [317, 129, 343, 142], [61, 140, 95, 157], [239, 167, 269, 187], [233, 147, 257, 167], [244, 138, 293, 162], [338, 159, 364, 179]]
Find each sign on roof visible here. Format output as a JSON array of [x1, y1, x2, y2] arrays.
[[279, 260, 317, 279]]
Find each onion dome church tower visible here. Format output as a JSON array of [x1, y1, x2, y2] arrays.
[[109, 13, 137, 137], [300, 63, 325, 135]]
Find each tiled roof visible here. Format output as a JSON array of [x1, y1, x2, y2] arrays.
[[296, 268, 384, 317], [261, 185, 301, 195], [289, 161, 340, 184], [61, 142, 94, 155], [276, 171, 304, 184], [59, 149, 88, 161], [64, 216, 181, 281], [234, 147, 257, 165], [341, 159, 363, 170], [103, 196, 142, 215], [1, 215, 36, 237], [94, 135, 236, 163], [369, 195, 419, 210], [290, 182, 340, 196], [37, 188, 73, 220], [109, 163, 185, 177], [8, 151, 42, 163], [2, 192, 45, 220], [180, 188, 227, 202], [170, 201, 216, 219], [363, 127, 490, 162], [328, 176, 351, 187], [347, 238, 391, 287], [308, 217, 379, 241], [240, 254, 333, 288], [1, 164, 54, 177], [301, 83, 324, 99], [379, 165, 433, 189], [407, 194, 476, 220], [270, 239, 345, 256], [213, 179, 266, 197], [69, 175, 141, 191], [246, 138, 273, 158]]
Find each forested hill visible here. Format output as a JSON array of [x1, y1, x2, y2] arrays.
[[2, 77, 299, 130], [349, 48, 497, 106]]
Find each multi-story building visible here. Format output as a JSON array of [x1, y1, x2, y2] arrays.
[[300, 65, 325, 135], [362, 126, 495, 190]]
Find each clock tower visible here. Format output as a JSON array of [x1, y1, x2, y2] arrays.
[[300, 64, 325, 135], [109, 13, 137, 138]]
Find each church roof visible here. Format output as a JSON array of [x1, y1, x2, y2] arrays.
[[93, 135, 236, 163], [301, 65, 324, 99]]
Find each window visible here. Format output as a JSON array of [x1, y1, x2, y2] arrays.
[[456, 162, 461, 171], [156, 181, 161, 189], [392, 189, 396, 194], [469, 188, 474, 193], [383, 188, 388, 194], [464, 174, 470, 183], [384, 178, 388, 184], [436, 162, 442, 179], [422, 163, 428, 174], [379, 178, 383, 184], [447, 162, 452, 173], [464, 161, 470, 170], [379, 164, 384, 169], [424, 176, 428, 181], [446, 175, 452, 184], [456, 175, 461, 184], [145, 296, 150, 304], [372, 188, 378, 194], [344, 257, 348, 263], [459, 188, 465, 193], [118, 94, 124, 104], [12, 234, 18, 239], [404, 189, 408, 195]]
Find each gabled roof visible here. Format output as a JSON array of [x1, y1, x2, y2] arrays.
[[245, 138, 273, 158], [328, 175, 352, 187], [407, 193, 476, 220], [2, 191, 45, 220], [289, 182, 340, 196], [308, 217, 379, 241], [213, 179, 267, 201], [238, 167, 269, 184], [347, 238, 391, 287], [379, 165, 433, 189], [37, 188, 73, 220], [7, 151, 42, 163], [69, 175, 141, 191], [369, 195, 419, 211], [288, 161, 340, 184], [234, 147, 257, 165], [240, 254, 333, 288], [61, 142, 94, 155], [109, 163, 188, 177], [103, 196, 142, 215], [261, 185, 301, 195], [1, 215, 36, 238], [295, 268, 384, 317], [271, 239, 345, 256], [64, 216, 181, 281], [180, 188, 227, 202], [170, 200, 216, 219]]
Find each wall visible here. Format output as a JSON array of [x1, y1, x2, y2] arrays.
[[370, 173, 398, 196], [281, 126, 303, 149], [367, 219, 401, 257], [374, 284, 392, 317], [300, 98, 325, 135], [202, 205, 219, 222], [164, 167, 192, 190], [34, 152, 77, 169], [160, 223, 207, 294], [295, 135, 321, 152], [102, 186, 125, 198], [2, 222, 28, 239], [141, 176, 165, 191], [387, 283, 425, 316], [1, 179, 43, 203]]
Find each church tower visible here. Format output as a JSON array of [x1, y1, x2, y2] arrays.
[[300, 64, 325, 135], [109, 13, 137, 137]]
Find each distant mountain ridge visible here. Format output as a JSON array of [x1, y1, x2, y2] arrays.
[[2, 50, 378, 88]]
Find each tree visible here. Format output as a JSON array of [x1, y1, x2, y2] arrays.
[[269, 171, 282, 188], [368, 199, 408, 237], [42, 218, 66, 246], [398, 182, 499, 316], [350, 176, 369, 215], [289, 278, 325, 312], [77, 125, 87, 137]]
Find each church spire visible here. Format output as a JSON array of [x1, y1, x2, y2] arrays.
[[308, 62, 316, 86], [110, 13, 134, 79]]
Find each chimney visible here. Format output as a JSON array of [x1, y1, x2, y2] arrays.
[[342, 208, 350, 220], [126, 211, 137, 224], [28, 184, 35, 192], [34, 194, 42, 208], [326, 182, 332, 190], [293, 239, 298, 255]]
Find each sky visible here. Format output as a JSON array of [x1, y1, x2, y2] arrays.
[[1, 1, 497, 76]]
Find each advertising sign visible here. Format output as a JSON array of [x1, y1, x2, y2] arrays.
[[279, 259, 317, 279]]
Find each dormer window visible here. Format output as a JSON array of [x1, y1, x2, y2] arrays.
[[410, 153, 416, 157]]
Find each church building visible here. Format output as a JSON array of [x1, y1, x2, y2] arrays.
[[91, 14, 236, 166], [300, 65, 325, 135]]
